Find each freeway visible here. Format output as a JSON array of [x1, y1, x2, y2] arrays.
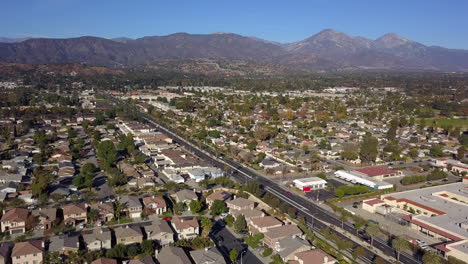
[[106, 94, 421, 264]]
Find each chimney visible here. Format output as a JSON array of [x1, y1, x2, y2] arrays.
[[324, 256, 328, 263], [126, 225, 129, 229], [100, 229, 103, 234]]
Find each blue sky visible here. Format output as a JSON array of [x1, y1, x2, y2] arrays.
[[2, 0, 468, 49]]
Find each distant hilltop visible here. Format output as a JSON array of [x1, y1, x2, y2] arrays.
[[0, 29, 468, 72]]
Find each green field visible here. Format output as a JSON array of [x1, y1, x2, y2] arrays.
[[417, 118, 468, 128]]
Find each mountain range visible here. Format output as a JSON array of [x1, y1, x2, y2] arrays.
[[0, 29, 467, 72]]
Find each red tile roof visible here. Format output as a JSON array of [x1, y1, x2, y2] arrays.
[[364, 199, 385, 206], [1, 208, 29, 223], [396, 198, 446, 215], [356, 167, 396, 177], [403, 216, 463, 242]]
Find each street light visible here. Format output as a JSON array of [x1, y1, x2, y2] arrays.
[[239, 249, 247, 264]]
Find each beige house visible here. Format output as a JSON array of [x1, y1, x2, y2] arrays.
[[263, 224, 303, 249], [289, 249, 337, 264], [121, 195, 143, 219], [82, 228, 112, 251], [142, 196, 167, 215], [12, 240, 43, 264], [171, 217, 199, 240], [226, 197, 255, 211], [206, 190, 231, 206], [145, 220, 174, 245], [32, 208, 57, 230], [231, 208, 264, 220], [63, 203, 87, 226], [1, 208, 29, 234], [173, 189, 198, 205], [91, 258, 118, 264], [114, 225, 143, 245], [248, 216, 282, 235], [90, 202, 114, 224]]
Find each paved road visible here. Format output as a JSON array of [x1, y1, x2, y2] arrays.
[[210, 221, 262, 264], [106, 94, 422, 264]]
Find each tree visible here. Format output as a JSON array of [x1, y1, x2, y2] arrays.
[[189, 200, 203, 214], [234, 215, 247, 233], [365, 224, 380, 246], [430, 145, 443, 158], [334, 188, 345, 199], [336, 238, 352, 251], [392, 236, 409, 261], [113, 200, 124, 221], [210, 200, 228, 216], [230, 248, 239, 263], [174, 202, 185, 215], [359, 133, 379, 164], [386, 119, 398, 141], [201, 217, 213, 236], [140, 240, 154, 256], [339, 211, 348, 229], [87, 208, 100, 224], [422, 251, 442, 264], [97, 141, 118, 168], [353, 246, 366, 260], [457, 146, 466, 160], [225, 214, 235, 227]]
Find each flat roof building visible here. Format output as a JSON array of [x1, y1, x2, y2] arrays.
[[293, 177, 327, 192]]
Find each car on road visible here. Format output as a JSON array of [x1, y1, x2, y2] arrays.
[[162, 217, 172, 221]]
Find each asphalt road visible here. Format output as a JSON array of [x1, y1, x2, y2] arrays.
[[106, 94, 422, 264], [210, 221, 262, 264]]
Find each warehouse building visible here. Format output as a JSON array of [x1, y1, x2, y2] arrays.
[[293, 177, 327, 192], [334, 170, 393, 190]]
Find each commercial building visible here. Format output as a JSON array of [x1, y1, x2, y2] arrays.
[[363, 182, 468, 261], [432, 158, 468, 174], [334, 170, 394, 190], [293, 177, 327, 192]]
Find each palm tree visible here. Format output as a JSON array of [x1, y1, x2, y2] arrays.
[[113, 200, 124, 221], [365, 223, 380, 246], [392, 236, 409, 261], [340, 211, 348, 229]]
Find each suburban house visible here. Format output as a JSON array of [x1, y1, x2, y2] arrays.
[[156, 246, 192, 264], [142, 196, 167, 215], [263, 224, 303, 248], [1, 208, 29, 234], [114, 225, 143, 245], [206, 190, 231, 206], [121, 195, 143, 219], [11, 240, 43, 264], [145, 220, 174, 246], [275, 236, 312, 262], [48, 234, 80, 255], [289, 249, 337, 264], [231, 208, 264, 220], [82, 228, 112, 251], [173, 189, 198, 205], [32, 208, 57, 230], [90, 202, 114, 224], [171, 217, 199, 240], [190, 247, 226, 264], [226, 197, 255, 211], [91, 258, 118, 264], [129, 256, 157, 264], [63, 203, 87, 227], [248, 216, 283, 234]]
